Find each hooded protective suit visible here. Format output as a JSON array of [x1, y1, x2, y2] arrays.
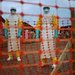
[[4, 14, 22, 53], [40, 14, 56, 59]]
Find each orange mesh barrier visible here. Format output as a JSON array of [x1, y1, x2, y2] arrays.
[[0, 0, 75, 75]]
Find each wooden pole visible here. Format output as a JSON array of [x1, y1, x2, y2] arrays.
[[50, 41, 71, 75]]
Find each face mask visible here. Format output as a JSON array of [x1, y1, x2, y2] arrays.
[[44, 9, 49, 14], [44, 11, 49, 14], [11, 11, 16, 14], [44, 9, 49, 12]]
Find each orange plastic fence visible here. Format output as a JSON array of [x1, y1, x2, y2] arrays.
[[0, 0, 75, 75]]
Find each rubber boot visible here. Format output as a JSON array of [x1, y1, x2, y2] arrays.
[[40, 58, 47, 66], [16, 50, 21, 61], [7, 52, 13, 61], [52, 57, 58, 68]]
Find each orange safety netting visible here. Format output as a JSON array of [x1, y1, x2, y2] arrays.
[[0, 0, 75, 75]]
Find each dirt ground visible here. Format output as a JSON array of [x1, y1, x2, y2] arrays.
[[0, 41, 71, 75]]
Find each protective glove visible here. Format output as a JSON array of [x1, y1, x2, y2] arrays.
[[35, 30, 40, 38], [54, 30, 58, 38], [4, 29, 8, 38], [17, 28, 22, 38]]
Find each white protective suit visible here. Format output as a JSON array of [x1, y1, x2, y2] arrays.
[[40, 14, 56, 59], [5, 14, 22, 52]]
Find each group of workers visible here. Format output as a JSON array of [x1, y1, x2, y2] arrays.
[[0, 6, 59, 68]]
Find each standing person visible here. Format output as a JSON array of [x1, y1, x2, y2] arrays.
[[40, 7, 58, 68], [4, 8, 22, 61]]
